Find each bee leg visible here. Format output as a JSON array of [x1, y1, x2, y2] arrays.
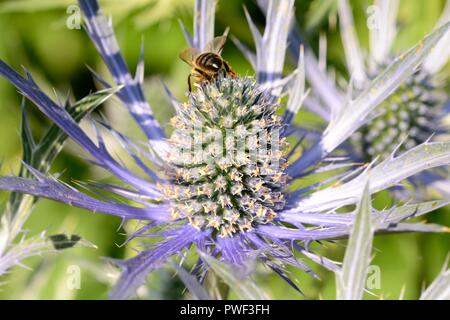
[[188, 74, 192, 92], [195, 68, 211, 80], [218, 68, 226, 79], [223, 61, 236, 78]]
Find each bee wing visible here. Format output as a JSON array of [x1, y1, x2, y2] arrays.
[[179, 47, 200, 66], [206, 36, 227, 54]]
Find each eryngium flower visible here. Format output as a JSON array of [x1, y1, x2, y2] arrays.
[[165, 77, 288, 237], [0, 0, 449, 299], [286, 0, 450, 196], [351, 68, 445, 161], [337, 0, 450, 162]]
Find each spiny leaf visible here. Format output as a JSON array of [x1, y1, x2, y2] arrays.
[[0, 232, 96, 277], [199, 252, 268, 300], [174, 265, 212, 300], [297, 141, 450, 212], [0, 215, 9, 257], [380, 200, 450, 223], [33, 86, 121, 172], [12, 87, 119, 195], [420, 259, 450, 300], [5, 87, 119, 245], [377, 222, 448, 234], [20, 99, 35, 166], [336, 181, 373, 300]]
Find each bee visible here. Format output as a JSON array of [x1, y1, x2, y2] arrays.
[[179, 36, 236, 91]]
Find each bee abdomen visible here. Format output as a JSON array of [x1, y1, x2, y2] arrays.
[[196, 53, 223, 72]]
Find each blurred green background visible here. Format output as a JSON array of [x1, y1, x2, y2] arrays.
[[0, 0, 448, 299]]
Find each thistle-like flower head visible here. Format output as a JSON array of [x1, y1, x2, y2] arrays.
[[0, 0, 449, 300], [285, 0, 450, 196], [165, 76, 288, 237], [352, 68, 444, 160]]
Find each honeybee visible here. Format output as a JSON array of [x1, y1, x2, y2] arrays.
[[179, 36, 236, 91]]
